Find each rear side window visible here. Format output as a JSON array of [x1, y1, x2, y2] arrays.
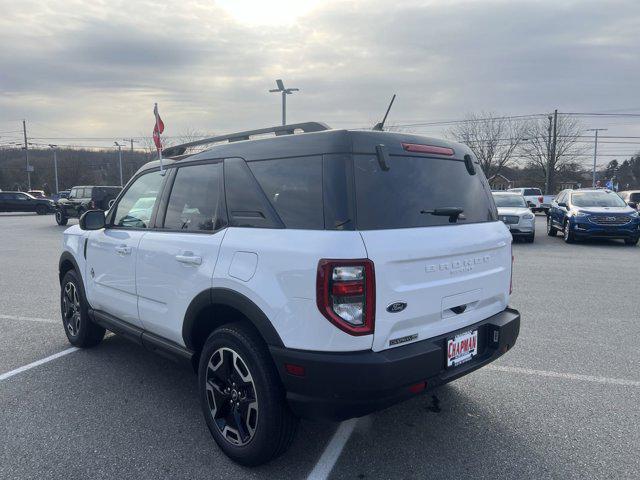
[[524, 188, 542, 196], [248, 156, 324, 229], [354, 154, 496, 230], [163, 163, 223, 232]]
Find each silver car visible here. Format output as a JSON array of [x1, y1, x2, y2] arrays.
[[492, 192, 536, 242]]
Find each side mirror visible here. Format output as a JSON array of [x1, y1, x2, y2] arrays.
[[558, 202, 568, 208], [79, 210, 106, 230], [628, 201, 637, 210]]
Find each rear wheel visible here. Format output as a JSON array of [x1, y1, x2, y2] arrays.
[[625, 237, 639, 246], [198, 323, 298, 466], [60, 270, 105, 347], [55, 210, 68, 225], [546, 217, 557, 236], [35, 205, 48, 215]]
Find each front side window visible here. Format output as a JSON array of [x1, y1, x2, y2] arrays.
[[69, 188, 78, 198], [163, 163, 222, 231], [571, 191, 627, 208], [112, 171, 163, 228]]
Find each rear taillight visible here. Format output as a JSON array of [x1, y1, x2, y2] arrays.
[[401, 143, 455, 156], [316, 259, 375, 336], [537, 195, 543, 203], [89, 200, 96, 209]]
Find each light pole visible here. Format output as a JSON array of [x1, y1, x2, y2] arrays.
[[114, 142, 124, 186], [269, 79, 299, 126], [48, 144, 59, 194], [586, 128, 608, 187]]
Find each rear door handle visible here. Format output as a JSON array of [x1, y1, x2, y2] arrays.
[[175, 253, 202, 266], [115, 245, 132, 255]]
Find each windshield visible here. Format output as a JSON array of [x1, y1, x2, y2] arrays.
[[524, 188, 542, 196], [571, 191, 627, 208], [493, 194, 527, 208], [354, 154, 496, 229]]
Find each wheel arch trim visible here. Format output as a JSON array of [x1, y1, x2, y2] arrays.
[[182, 288, 284, 350]]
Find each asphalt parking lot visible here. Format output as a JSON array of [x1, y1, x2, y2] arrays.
[[1, 213, 639, 480]]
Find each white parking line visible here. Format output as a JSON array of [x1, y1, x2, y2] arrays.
[[486, 365, 640, 387], [0, 347, 78, 381], [0, 314, 57, 324], [306, 418, 358, 480]]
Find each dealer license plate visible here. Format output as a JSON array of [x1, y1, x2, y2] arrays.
[[446, 330, 478, 368]]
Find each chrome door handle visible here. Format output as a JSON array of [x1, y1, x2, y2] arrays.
[[115, 245, 132, 255], [175, 253, 202, 266]]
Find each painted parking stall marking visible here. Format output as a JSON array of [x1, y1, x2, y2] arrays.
[[0, 347, 78, 381]]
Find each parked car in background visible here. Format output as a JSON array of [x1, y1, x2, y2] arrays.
[[0, 191, 55, 214], [52, 190, 71, 202], [547, 189, 640, 245], [618, 190, 640, 210], [55, 185, 121, 225], [507, 187, 553, 214], [58, 123, 520, 466], [27, 190, 47, 198], [492, 192, 536, 242]]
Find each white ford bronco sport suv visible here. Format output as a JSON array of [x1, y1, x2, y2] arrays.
[[58, 122, 520, 466]]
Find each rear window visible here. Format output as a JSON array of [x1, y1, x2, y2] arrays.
[[630, 193, 640, 202], [524, 188, 542, 196], [248, 156, 324, 229], [354, 154, 496, 230]]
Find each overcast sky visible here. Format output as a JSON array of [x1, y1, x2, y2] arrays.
[[1, 0, 639, 157]]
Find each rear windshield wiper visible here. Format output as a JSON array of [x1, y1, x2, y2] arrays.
[[420, 207, 465, 223]]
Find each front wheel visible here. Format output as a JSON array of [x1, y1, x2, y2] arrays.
[[547, 217, 557, 236], [625, 237, 639, 246], [525, 232, 535, 243], [55, 210, 68, 225], [60, 270, 105, 347], [198, 323, 298, 466], [563, 221, 575, 243]]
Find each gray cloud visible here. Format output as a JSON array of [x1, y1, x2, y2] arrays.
[[0, 0, 639, 152]]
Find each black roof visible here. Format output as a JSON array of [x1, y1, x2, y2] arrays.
[[138, 126, 473, 175]]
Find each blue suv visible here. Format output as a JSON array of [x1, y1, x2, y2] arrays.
[[547, 189, 640, 245]]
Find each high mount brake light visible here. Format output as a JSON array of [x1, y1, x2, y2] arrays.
[[316, 259, 375, 336], [401, 143, 455, 156]]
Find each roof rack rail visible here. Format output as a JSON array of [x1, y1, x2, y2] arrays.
[[162, 121, 331, 157]]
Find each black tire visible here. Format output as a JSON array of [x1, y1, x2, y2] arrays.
[[35, 205, 48, 215], [60, 270, 105, 347], [198, 323, 298, 466], [525, 232, 535, 243], [55, 210, 68, 226], [563, 221, 575, 244], [624, 237, 639, 246], [546, 217, 557, 236]]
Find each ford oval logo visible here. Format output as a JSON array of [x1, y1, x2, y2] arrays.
[[387, 302, 407, 313]]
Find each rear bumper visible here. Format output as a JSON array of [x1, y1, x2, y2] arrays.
[[270, 307, 520, 421]]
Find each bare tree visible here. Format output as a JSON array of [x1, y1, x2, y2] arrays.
[[447, 112, 527, 180], [519, 115, 588, 193]]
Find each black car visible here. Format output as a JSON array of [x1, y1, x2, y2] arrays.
[[55, 185, 121, 225], [547, 188, 640, 245], [0, 191, 56, 215]]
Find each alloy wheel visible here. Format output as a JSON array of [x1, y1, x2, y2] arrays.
[[62, 282, 81, 336], [205, 347, 259, 446]]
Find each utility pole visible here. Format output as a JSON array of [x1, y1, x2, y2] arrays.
[[269, 79, 299, 125], [114, 142, 124, 186], [123, 138, 137, 152], [48, 144, 59, 194], [586, 128, 608, 187], [22, 120, 31, 190], [545, 115, 552, 194]]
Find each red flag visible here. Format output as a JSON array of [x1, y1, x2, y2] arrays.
[[153, 103, 165, 151]]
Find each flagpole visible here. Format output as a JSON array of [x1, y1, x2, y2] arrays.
[[154, 102, 164, 174]]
